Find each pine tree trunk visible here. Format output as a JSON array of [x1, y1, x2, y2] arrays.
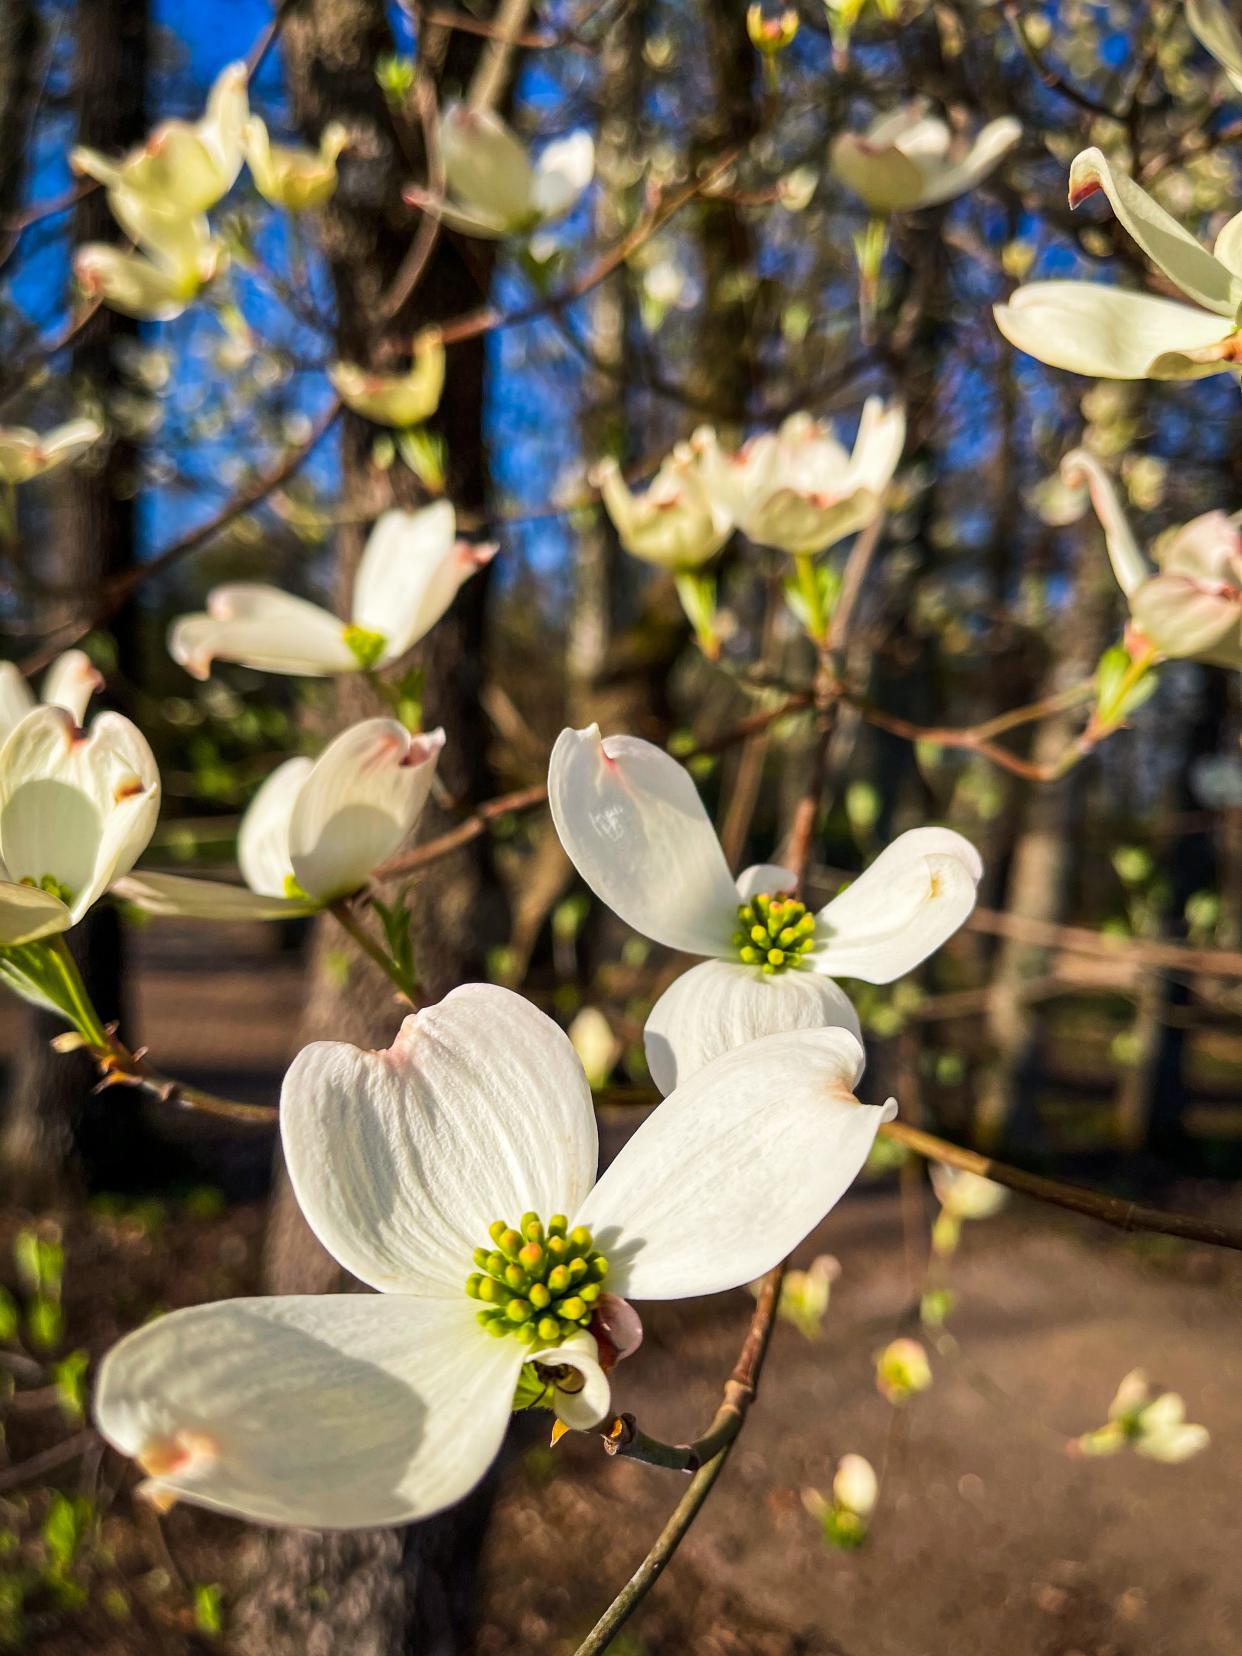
[[234, 5, 504, 1648], [0, 0, 148, 1201]]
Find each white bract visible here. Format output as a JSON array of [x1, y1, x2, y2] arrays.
[[168, 502, 495, 679], [75, 204, 225, 323], [244, 117, 348, 212], [71, 61, 248, 217], [929, 1162, 1007, 1221], [0, 706, 159, 946], [0, 650, 104, 744], [431, 106, 594, 239], [94, 982, 893, 1528], [833, 1452, 878, 1518], [830, 105, 1020, 214], [328, 337, 446, 428], [1187, 0, 1242, 95], [695, 399, 906, 557], [1073, 1369, 1210, 1463], [1061, 448, 1242, 668], [594, 440, 733, 571], [115, 718, 444, 921], [548, 726, 982, 1093], [995, 147, 1242, 380], [0, 420, 102, 486]]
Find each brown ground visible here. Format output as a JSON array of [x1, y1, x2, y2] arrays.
[[1, 930, 1240, 1656]]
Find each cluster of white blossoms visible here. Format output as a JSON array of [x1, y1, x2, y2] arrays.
[[597, 398, 906, 572]]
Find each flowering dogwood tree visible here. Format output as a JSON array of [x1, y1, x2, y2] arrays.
[[0, 1, 1239, 1652]]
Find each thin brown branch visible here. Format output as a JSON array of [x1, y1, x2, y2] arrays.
[[882, 1121, 1242, 1253]]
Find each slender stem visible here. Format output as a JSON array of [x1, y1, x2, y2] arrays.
[[575, 1269, 785, 1655], [328, 900, 418, 1003], [881, 1121, 1242, 1253]]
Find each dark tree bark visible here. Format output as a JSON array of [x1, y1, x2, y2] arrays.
[[234, 5, 507, 1650], [1, 0, 149, 1201]]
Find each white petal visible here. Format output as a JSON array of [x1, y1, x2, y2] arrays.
[[113, 870, 318, 920], [237, 757, 312, 897], [0, 707, 159, 923], [810, 827, 982, 983], [352, 503, 494, 663], [1136, 1423, 1210, 1463], [280, 984, 599, 1296], [40, 650, 103, 725], [994, 283, 1238, 380], [735, 863, 798, 900], [0, 663, 35, 745], [441, 105, 534, 230], [644, 958, 862, 1095], [547, 726, 739, 958], [168, 586, 355, 679], [289, 721, 444, 900], [74, 244, 194, 322], [1059, 449, 1149, 597], [1067, 147, 1240, 317], [916, 115, 1021, 207], [1188, 0, 1242, 94], [94, 1294, 522, 1528], [530, 132, 594, 223], [829, 133, 927, 213], [0, 880, 71, 945], [1214, 209, 1242, 277], [1131, 573, 1242, 664], [529, 1330, 611, 1431], [576, 1026, 891, 1300]]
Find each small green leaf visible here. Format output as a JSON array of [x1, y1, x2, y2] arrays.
[[193, 1583, 225, 1637]]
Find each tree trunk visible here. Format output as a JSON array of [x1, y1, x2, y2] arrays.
[[1, 0, 148, 1201], [234, 5, 504, 1650]]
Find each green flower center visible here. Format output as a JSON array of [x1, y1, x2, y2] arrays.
[[466, 1213, 608, 1348], [22, 874, 74, 905], [342, 622, 387, 670], [733, 891, 816, 973]]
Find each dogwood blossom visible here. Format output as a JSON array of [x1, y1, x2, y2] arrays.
[[830, 105, 1020, 214], [548, 726, 982, 1093], [244, 117, 348, 212], [428, 106, 594, 239], [328, 336, 446, 428], [0, 706, 159, 945], [594, 440, 733, 571], [71, 61, 248, 217], [0, 651, 103, 744], [995, 148, 1242, 380], [1060, 448, 1242, 668], [695, 399, 906, 557], [168, 502, 495, 679], [94, 983, 893, 1527], [0, 420, 102, 486], [75, 203, 225, 322], [1187, 0, 1242, 95], [115, 719, 443, 921], [1072, 1370, 1209, 1463]]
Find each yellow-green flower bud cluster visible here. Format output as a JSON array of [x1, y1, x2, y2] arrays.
[[342, 623, 388, 671], [733, 891, 816, 974], [466, 1213, 608, 1346]]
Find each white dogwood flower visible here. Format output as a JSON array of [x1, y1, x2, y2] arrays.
[[1187, 0, 1242, 96], [432, 106, 594, 239], [594, 440, 733, 571], [71, 61, 248, 218], [830, 105, 1020, 214], [328, 336, 446, 428], [0, 420, 102, 486], [0, 650, 104, 744], [1073, 1369, 1209, 1463], [994, 147, 1242, 380], [1061, 448, 1242, 668], [695, 399, 906, 557], [75, 204, 225, 322], [115, 719, 444, 921], [244, 117, 348, 212], [0, 706, 159, 945], [548, 726, 982, 1093], [94, 983, 892, 1527], [168, 502, 495, 680]]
